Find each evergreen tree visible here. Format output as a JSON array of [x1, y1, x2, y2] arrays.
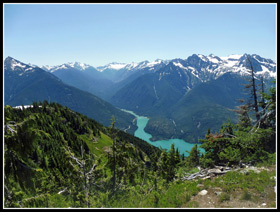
[[233, 99, 252, 129], [186, 144, 200, 168], [167, 144, 176, 182], [175, 147, 180, 164], [258, 80, 276, 129]]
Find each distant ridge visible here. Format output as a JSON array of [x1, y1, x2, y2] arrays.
[[4, 57, 136, 133]]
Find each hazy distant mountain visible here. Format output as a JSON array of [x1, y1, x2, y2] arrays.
[[4, 57, 136, 132], [38, 54, 276, 103], [38, 59, 171, 100], [39, 62, 114, 100]]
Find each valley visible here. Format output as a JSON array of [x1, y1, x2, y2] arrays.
[[4, 53, 276, 145], [4, 3, 276, 209], [3, 54, 276, 209], [121, 109, 205, 155], [4, 98, 276, 208]]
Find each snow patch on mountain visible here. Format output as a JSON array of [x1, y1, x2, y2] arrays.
[[10, 59, 26, 70], [197, 54, 208, 62], [147, 59, 163, 67], [68, 62, 90, 70], [96, 62, 128, 72], [207, 57, 219, 64], [173, 62, 188, 70], [39, 62, 92, 73], [97, 59, 170, 73], [125, 62, 139, 70], [5, 58, 40, 76], [255, 65, 276, 78], [39, 65, 53, 71], [220, 54, 243, 60], [159, 72, 170, 81], [109, 63, 127, 70]]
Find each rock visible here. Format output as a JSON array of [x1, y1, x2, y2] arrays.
[[262, 203, 266, 206], [198, 190, 208, 196], [215, 191, 222, 196], [197, 184, 204, 188], [240, 166, 261, 174], [249, 167, 260, 174], [259, 167, 270, 171]]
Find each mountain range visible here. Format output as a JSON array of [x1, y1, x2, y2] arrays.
[[4, 53, 276, 142], [4, 57, 136, 133], [109, 54, 276, 141]]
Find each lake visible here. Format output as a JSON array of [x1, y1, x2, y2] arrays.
[[122, 109, 204, 156]]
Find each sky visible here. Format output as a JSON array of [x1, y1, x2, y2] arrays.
[[3, 3, 277, 67]]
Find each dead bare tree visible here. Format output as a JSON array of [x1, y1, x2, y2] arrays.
[[65, 144, 97, 208], [246, 55, 260, 122]]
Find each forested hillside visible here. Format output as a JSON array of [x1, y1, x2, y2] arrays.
[[4, 102, 162, 207], [4, 79, 276, 208]]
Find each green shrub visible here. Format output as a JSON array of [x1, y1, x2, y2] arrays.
[[219, 193, 230, 202], [186, 201, 199, 208], [240, 191, 252, 201]]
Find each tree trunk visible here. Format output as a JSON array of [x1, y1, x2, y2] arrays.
[[247, 56, 260, 121]]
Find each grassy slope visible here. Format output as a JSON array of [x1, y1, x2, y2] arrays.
[[104, 164, 276, 208]]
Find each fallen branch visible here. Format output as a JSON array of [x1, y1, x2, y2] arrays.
[[181, 166, 233, 181]]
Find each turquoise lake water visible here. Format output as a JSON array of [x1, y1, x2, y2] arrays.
[[122, 109, 204, 156]]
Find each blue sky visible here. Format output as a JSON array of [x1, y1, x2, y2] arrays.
[[4, 3, 276, 66]]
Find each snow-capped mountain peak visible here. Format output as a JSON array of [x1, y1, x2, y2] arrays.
[[107, 62, 127, 70], [39, 65, 54, 71], [207, 55, 222, 64], [96, 62, 128, 72], [39, 62, 92, 73], [158, 53, 276, 82], [5, 57, 27, 70], [197, 54, 208, 62], [5, 53, 275, 82], [4, 57, 36, 75], [207, 53, 275, 78], [96, 59, 170, 72], [222, 54, 243, 60], [67, 62, 90, 70]]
